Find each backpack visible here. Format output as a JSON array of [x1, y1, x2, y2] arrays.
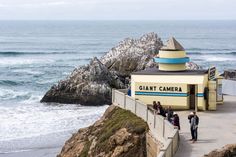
[[196, 116, 199, 125]]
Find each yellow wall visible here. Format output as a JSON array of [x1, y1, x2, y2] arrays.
[[159, 64, 186, 71], [135, 82, 188, 109], [159, 50, 186, 58], [131, 74, 208, 110]]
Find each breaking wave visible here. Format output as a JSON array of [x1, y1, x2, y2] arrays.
[[0, 80, 22, 86], [0, 89, 30, 100]]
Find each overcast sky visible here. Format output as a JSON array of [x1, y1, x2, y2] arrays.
[[0, 0, 235, 20]]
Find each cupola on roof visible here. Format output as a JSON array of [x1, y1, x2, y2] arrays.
[[161, 37, 185, 51], [154, 37, 189, 71]]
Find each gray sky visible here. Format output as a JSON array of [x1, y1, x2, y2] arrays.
[[0, 0, 235, 20]]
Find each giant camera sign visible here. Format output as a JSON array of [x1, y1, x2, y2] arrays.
[[208, 67, 216, 80]]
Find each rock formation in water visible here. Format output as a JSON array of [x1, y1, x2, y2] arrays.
[[41, 57, 124, 105], [57, 105, 148, 157], [41, 33, 163, 105], [41, 32, 201, 105], [100, 33, 162, 77], [223, 70, 236, 80]]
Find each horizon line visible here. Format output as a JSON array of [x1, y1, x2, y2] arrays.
[[0, 19, 236, 21]]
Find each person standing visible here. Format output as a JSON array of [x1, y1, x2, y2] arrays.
[[189, 112, 199, 143], [166, 106, 173, 122], [172, 112, 180, 130], [127, 87, 131, 96], [157, 101, 165, 117], [152, 101, 159, 114]]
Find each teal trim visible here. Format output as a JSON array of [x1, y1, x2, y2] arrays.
[[135, 91, 204, 97], [153, 57, 190, 64], [196, 93, 204, 97], [135, 91, 189, 97]]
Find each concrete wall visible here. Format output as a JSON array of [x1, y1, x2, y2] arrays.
[[222, 79, 236, 96], [155, 115, 165, 140], [112, 89, 179, 157], [125, 95, 136, 113], [136, 100, 148, 121], [114, 90, 126, 108], [164, 121, 175, 140], [147, 110, 155, 130]]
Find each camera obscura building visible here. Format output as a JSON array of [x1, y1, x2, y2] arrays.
[[131, 37, 223, 111]]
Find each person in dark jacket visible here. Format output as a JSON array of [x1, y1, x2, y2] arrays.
[[153, 101, 158, 110], [172, 112, 180, 130], [166, 106, 173, 122], [189, 112, 199, 143], [157, 101, 165, 117]]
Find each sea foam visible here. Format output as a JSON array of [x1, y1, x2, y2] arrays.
[[0, 103, 108, 142], [0, 58, 55, 66]]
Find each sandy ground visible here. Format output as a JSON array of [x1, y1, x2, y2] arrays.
[[175, 95, 236, 157]]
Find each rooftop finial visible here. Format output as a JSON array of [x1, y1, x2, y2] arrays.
[[161, 37, 185, 51]]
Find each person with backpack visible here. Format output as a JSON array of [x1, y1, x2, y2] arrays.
[[189, 111, 199, 143], [166, 106, 173, 122], [172, 112, 180, 130], [152, 101, 158, 113], [157, 101, 166, 117]]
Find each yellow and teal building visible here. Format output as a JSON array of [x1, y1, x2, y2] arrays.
[[131, 37, 223, 111]]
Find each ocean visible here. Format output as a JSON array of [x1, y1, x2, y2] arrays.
[[0, 20, 236, 157]]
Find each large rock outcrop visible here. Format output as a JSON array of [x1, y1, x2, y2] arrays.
[[41, 32, 201, 106], [41, 33, 163, 105], [57, 105, 148, 157], [100, 33, 162, 77], [41, 57, 124, 105]]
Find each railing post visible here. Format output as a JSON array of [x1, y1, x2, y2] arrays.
[[146, 106, 148, 121], [154, 113, 156, 128], [124, 93, 126, 109], [163, 119, 165, 138], [112, 88, 115, 103], [171, 139, 174, 157]]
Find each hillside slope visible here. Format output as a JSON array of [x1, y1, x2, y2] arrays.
[[57, 105, 149, 157]]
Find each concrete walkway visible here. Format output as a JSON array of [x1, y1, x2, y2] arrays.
[[175, 95, 236, 157]]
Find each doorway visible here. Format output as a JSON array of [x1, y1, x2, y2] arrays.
[[189, 85, 196, 110]]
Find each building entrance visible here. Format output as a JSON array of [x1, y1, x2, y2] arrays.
[[189, 85, 196, 110]]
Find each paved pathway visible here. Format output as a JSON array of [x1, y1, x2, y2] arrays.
[[175, 95, 236, 157]]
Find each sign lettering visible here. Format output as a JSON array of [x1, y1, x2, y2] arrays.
[[138, 85, 182, 92], [208, 67, 216, 80]]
